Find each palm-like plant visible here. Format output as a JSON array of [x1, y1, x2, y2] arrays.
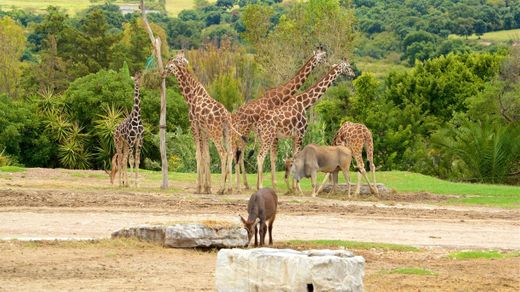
[[58, 138, 92, 170], [431, 120, 520, 183], [93, 104, 125, 168]]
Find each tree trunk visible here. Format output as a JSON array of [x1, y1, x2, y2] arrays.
[[140, 0, 168, 188]]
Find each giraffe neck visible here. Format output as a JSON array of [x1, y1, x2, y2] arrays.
[[171, 67, 196, 105], [280, 54, 320, 95], [177, 66, 209, 98], [297, 65, 342, 110], [131, 78, 141, 118]]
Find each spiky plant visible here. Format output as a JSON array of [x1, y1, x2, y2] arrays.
[[43, 108, 72, 143], [431, 120, 520, 183], [93, 104, 125, 165], [58, 138, 92, 169]]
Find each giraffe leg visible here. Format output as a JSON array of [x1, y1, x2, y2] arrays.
[[341, 168, 351, 198], [256, 149, 268, 190], [241, 148, 250, 190], [269, 139, 278, 191], [353, 153, 364, 196], [201, 132, 211, 194], [226, 144, 233, 193], [122, 143, 130, 187], [134, 141, 142, 188], [365, 135, 379, 195], [225, 129, 234, 193], [291, 132, 304, 191], [110, 153, 118, 185], [214, 142, 227, 195], [234, 146, 241, 193], [192, 125, 202, 194], [128, 148, 134, 186]]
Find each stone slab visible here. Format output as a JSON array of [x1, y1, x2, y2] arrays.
[[111, 222, 248, 248], [216, 248, 365, 291]]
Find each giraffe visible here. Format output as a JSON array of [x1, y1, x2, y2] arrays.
[[332, 121, 379, 196], [165, 52, 243, 194], [255, 59, 356, 190], [110, 71, 144, 187], [232, 48, 327, 191]]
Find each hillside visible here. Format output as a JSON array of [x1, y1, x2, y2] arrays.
[[0, 0, 194, 15]]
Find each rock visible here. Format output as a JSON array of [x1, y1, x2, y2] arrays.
[[111, 222, 248, 248], [321, 183, 390, 195], [111, 224, 165, 244], [216, 248, 365, 292], [165, 224, 248, 248]]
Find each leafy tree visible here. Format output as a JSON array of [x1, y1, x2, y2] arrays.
[[209, 69, 243, 111], [216, 0, 235, 8], [240, 4, 273, 45], [74, 8, 121, 75], [253, 0, 355, 86], [0, 95, 54, 167], [0, 16, 26, 98]]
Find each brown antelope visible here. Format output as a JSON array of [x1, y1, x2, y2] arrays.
[[239, 188, 278, 246]]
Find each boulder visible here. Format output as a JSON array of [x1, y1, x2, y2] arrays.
[[165, 223, 248, 248], [216, 248, 365, 292], [111, 222, 248, 248]]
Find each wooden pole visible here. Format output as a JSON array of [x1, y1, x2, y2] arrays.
[[140, 0, 168, 188]]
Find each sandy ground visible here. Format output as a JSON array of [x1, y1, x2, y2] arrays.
[[0, 168, 519, 291]]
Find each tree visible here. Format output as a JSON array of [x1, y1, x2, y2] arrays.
[[75, 7, 121, 75], [240, 4, 273, 45], [0, 17, 26, 98], [254, 0, 355, 86], [140, 0, 169, 188]]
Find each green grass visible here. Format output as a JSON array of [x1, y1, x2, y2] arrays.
[[0, 0, 92, 14], [165, 0, 200, 16], [356, 56, 409, 79], [141, 169, 520, 207], [449, 28, 520, 43], [0, 166, 26, 172], [0, 0, 197, 16], [448, 250, 520, 260], [388, 267, 436, 276], [70, 172, 108, 179], [286, 239, 421, 252]]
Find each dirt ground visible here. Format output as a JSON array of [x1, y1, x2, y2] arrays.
[[0, 168, 519, 291]]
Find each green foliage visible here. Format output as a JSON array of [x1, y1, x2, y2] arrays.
[[240, 4, 273, 45], [0, 165, 26, 172], [0, 16, 26, 98], [448, 250, 520, 260], [0, 95, 53, 167], [388, 268, 436, 276], [208, 70, 243, 111], [0, 149, 12, 167], [253, 0, 355, 86], [431, 120, 520, 184], [93, 104, 124, 168]]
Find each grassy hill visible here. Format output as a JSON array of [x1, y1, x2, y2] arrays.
[[0, 0, 196, 16], [450, 28, 520, 45]]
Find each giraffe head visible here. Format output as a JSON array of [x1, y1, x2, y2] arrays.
[[131, 71, 142, 83], [333, 58, 355, 78], [164, 51, 188, 76], [313, 45, 327, 65], [173, 51, 189, 69]]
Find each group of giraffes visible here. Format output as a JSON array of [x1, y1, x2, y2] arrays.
[[110, 48, 378, 196]]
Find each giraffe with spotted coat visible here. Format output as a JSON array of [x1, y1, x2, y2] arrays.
[[333, 121, 379, 196], [111, 71, 144, 187], [255, 59, 356, 190]]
